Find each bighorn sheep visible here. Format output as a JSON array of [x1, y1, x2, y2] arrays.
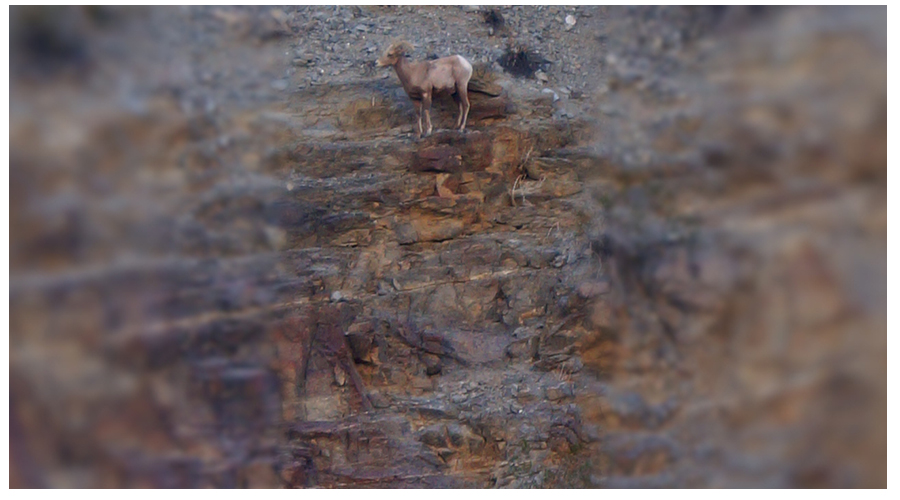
[[376, 41, 473, 138]]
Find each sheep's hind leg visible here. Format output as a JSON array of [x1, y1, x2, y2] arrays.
[[453, 92, 463, 129], [423, 93, 433, 137], [459, 89, 471, 132]]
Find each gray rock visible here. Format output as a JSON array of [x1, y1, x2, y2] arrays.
[[395, 223, 418, 245], [423, 353, 442, 376], [419, 424, 448, 447]]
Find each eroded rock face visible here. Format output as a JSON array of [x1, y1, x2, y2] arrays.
[[10, 5, 885, 488]]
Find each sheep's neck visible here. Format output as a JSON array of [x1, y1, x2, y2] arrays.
[[394, 57, 421, 96]]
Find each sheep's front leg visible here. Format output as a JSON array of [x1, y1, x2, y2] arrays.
[[453, 92, 463, 129], [423, 93, 433, 137], [413, 100, 423, 138]]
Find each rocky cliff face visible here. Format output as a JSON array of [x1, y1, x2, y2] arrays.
[[10, 6, 885, 488]]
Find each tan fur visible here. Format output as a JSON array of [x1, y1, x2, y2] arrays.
[[377, 41, 474, 137]]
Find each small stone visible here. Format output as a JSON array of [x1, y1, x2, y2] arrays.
[[419, 452, 445, 468], [546, 387, 564, 401], [419, 425, 448, 447], [423, 354, 442, 376], [565, 15, 577, 30], [551, 253, 567, 268], [446, 424, 471, 448], [560, 357, 583, 374], [524, 162, 542, 181], [535, 70, 549, 83], [395, 223, 418, 245], [505, 338, 537, 360], [334, 365, 347, 386], [368, 390, 390, 408]]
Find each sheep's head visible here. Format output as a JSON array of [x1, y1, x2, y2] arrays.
[[376, 41, 413, 67]]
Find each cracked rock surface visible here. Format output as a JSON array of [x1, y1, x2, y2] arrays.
[[10, 5, 885, 488]]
